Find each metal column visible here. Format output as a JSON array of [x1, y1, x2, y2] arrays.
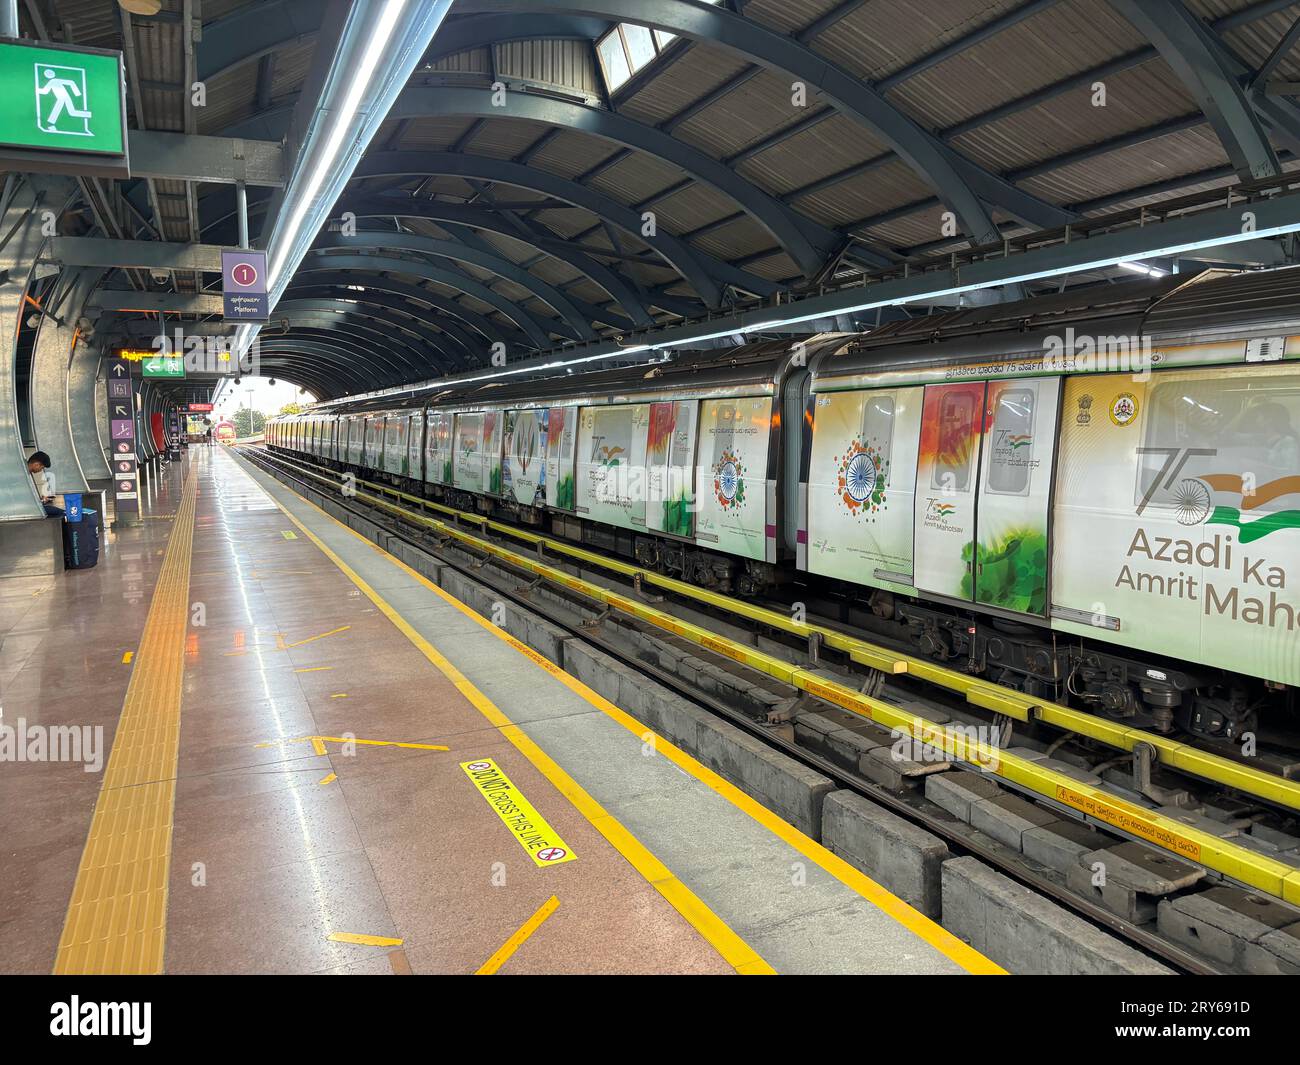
[[68, 333, 111, 484], [0, 175, 75, 520], [29, 267, 103, 493]]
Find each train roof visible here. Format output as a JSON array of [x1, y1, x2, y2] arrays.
[[811, 266, 1300, 383], [300, 336, 847, 417]]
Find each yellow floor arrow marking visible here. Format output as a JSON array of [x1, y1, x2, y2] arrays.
[[121, 651, 134, 664], [317, 772, 337, 786], [328, 932, 402, 947], [476, 896, 560, 975], [274, 624, 350, 651]]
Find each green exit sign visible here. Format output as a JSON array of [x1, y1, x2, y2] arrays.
[[142, 356, 185, 379], [0, 38, 127, 178]]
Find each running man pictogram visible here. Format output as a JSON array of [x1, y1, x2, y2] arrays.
[[35, 64, 92, 135]]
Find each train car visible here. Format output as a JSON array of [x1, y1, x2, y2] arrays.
[[268, 268, 1300, 741], [802, 268, 1300, 739], [412, 338, 842, 589], [278, 339, 845, 589]]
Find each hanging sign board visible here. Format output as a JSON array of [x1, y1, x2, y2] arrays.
[[0, 38, 128, 179], [222, 248, 269, 321], [104, 357, 138, 515]]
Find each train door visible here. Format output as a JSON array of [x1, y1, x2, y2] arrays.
[[694, 395, 775, 562], [384, 413, 408, 476], [454, 412, 483, 492], [972, 378, 1061, 615], [576, 403, 650, 532], [427, 411, 452, 484], [408, 410, 425, 481], [364, 415, 384, 469], [913, 382, 986, 601], [503, 408, 548, 507], [646, 400, 697, 537], [346, 416, 362, 465], [545, 406, 577, 509], [912, 378, 1060, 614], [804, 385, 923, 593]]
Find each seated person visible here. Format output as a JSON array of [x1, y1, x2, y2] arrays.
[[27, 451, 62, 518]]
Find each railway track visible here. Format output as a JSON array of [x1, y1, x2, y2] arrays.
[[241, 445, 1300, 974]]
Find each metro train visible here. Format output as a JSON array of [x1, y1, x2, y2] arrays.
[[267, 268, 1300, 744]]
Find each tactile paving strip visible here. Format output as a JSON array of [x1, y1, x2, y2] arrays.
[[54, 468, 197, 974]]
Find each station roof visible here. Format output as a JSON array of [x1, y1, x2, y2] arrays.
[[32, 0, 1300, 398]]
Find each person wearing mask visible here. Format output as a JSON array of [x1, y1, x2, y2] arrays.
[[27, 451, 62, 518]]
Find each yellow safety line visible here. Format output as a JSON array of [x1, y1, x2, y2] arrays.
[[261, 455, 1300, 907], [239, 467, 774, 976], [476, 896, 560, 975], [327, 932, 403, 947], [53, 467, 198, 975], [255, 735, 450, 751], [239, 452, 1000, 975], [275, 624, 350, 650], [278, 453, 1300, 816]]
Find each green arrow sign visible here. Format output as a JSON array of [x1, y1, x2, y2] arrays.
[[142, 356, 185, 379]]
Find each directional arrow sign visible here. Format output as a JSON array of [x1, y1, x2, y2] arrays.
[[103, 359, 137, 516]]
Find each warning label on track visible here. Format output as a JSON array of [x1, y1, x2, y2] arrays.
[[1054, 784, 1203, 861], [461, 758, 577, 868]]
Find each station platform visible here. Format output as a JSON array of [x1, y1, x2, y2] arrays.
[[0, 446, 998, 976]]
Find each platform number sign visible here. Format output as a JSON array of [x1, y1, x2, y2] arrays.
[[103, 358, 138, 516], [222, 248, 269, 321]]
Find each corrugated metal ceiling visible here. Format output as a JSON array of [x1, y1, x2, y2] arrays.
[[47, 0, 1300, 354]]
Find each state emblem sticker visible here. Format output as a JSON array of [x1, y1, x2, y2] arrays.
[[1110, 392, 1139, 427]]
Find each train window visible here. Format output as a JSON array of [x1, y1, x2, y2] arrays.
[[930, 391, 977, 492], [1139, 371, 1300, 515], [861, 395, 895, 483], [986, 387, 1035, 495]]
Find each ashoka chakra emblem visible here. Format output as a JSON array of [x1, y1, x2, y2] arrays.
[[718, 460, 739, 501], [845, 451, 876, 503], [1173, 478, 1213, 526]]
